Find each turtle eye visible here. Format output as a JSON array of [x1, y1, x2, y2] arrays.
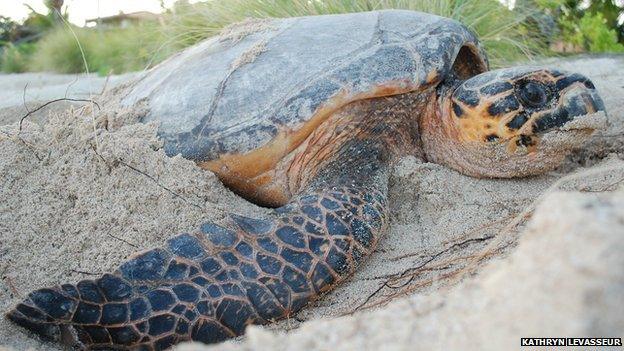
[[517, 82, 548, 108]]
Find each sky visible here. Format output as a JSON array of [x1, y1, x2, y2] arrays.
[[0, 0, 196, 26]]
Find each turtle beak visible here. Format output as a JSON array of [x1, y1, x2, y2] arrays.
[[533, 75, 608, 134]]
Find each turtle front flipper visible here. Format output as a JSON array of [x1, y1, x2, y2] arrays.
[[6, 183, 389, 350], [7, 95, 410, 349]]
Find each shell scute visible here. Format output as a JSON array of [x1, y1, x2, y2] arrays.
[[122, 10, 486, 164]]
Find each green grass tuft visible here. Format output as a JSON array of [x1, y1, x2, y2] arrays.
[[560, 12, 624, 53], [165, 0, 549, 67]]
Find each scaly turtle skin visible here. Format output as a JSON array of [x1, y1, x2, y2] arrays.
[[7, 10, 606, 350]]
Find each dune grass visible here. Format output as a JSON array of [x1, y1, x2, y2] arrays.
[[165, 0, 549, 67], [7, 0, 550, 74], [25, 23, 171, 74]]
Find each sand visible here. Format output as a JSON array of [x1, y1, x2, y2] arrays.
[[0, 72, 137, 130], [193, 176, 624, 351], [0, 55, 622, 350]]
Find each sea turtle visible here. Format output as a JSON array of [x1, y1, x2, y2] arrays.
[[7, 10, 606, 350]]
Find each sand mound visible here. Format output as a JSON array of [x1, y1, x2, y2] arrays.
[[189, 177, 624, 351], [0, 56, 622, 350], [0, 104, 264, 350]]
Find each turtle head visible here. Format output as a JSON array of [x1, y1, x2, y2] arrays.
[[422, 67, 607, 178]]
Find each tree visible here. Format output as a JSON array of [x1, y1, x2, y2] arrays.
[[527, 0, 624, 51], [586, 0, 624, 41], [0, 16, 18, 45]]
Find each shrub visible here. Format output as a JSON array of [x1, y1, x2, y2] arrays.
[[0, 42, 36, 73], [561, 12, 624, 53]]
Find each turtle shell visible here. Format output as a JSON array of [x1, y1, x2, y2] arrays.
[[122, 10, 488, 175]]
